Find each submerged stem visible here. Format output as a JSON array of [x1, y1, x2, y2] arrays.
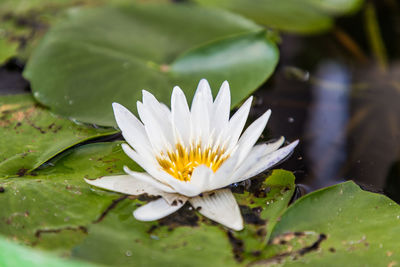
[[364, 2, 388, 72]]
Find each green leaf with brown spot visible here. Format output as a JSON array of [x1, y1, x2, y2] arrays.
[[250, 181, 400, 266], [0, 142, 139, 251], [0, 94, 117, 177]]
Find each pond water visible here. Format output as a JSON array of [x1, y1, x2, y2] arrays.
[[251, 0, 400, 201], [1, 0, 399, 201]]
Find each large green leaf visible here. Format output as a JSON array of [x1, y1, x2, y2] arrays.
[[192, 0, 364, 34], [249, 181, 400, 265], [0, 94, 117, 177], [0, 142, 138, 250], [0, 0, 149, 64], [23, 4, 279, 126]]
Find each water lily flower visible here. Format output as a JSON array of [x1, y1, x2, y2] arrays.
[[85, 79, 298, 230]]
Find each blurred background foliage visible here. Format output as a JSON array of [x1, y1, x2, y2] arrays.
[[0, 0, 362, 63]]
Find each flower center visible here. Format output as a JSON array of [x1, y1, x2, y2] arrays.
[[156, 143, 229, 181]]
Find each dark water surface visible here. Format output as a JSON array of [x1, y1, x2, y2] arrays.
[[252, 0, 400, 201], [1, 1, 400, 201]]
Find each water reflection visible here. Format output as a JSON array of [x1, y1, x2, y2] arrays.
[[305, 61, 349, 188], [255, 31, 400, 200]]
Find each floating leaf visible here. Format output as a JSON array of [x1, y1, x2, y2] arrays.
[[0, 94, 117, 177], [250, 181, 400, 265], [0, 0, 151, 64], [0, 142, 138, 250], [192, 0, 364, 34], [23, 4, 278, 126]]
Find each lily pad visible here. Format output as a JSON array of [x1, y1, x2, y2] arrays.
[[0, 142, 137, 250], [0, 0, 153, 64], [250, 181, 400, 265], [23, 4, 279, 126], [192, 0, 364, 34], [0, 94, 117, 177]]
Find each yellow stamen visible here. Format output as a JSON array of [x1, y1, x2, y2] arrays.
[[156, 142, 229, 181]]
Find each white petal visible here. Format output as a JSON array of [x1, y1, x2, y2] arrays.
[[84, 175, 162, 196], [142, 91, 173, 131], [224, 96, 253, 152], [232, 140, 299, 183], [211, 81, 230, 136], [235, 110, 271, 166], [139, 90, 174, 151], [142, 90, 171, 118], [122, 143, 156, 171], [137, 101, 169, 153], [112, 103, 153, 159], [263, 136, 285, 155], [194, 79, 213, 110], [191, 80, 212, 147], [134, 198, 185, 221], [189, 189, 243, 231], [186, 165, 214, 193], [229, 137, 285, 183], [212, 153, 240, 189], [123, 166, 176, 193], [171, 86, 191, 146]]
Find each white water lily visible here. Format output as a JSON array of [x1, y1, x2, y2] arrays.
[[85, 79, 298, 231]]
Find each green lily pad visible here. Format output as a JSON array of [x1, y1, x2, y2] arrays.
[[0, 142, 138, 250], [0, 94, 117, 177], [0, 236, 98, 267], [0, 0, 153, 64], [23, 4, 279, 126], [192, 0, 364, 34], [249, 181, 400, 265]]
